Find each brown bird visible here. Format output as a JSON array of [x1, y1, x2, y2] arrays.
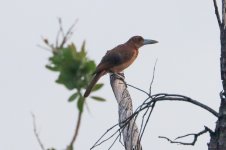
[[84, 36, 158, 97]]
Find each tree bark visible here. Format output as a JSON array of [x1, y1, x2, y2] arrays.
[[110, 73, 142, 150], [208, 1, 226, 149]]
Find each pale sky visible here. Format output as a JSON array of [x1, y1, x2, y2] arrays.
[[0, 0, 221, 150]]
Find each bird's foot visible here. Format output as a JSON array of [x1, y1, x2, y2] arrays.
[[114, 73, 124, 79], [111, 73, 127, 87]]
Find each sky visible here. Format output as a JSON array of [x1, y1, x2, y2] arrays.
[[0, 0, 222, 150]]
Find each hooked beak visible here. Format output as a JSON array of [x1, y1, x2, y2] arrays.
[[143, 39, 158, 45]]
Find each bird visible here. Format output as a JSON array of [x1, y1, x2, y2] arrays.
[[84, 36, 158, 97]]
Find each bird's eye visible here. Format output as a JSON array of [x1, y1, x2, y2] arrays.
[[137, 37, 142, 42]]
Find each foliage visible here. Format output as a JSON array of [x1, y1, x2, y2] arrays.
[[42, 20, 106, 112], [36, 19, 107, 150]]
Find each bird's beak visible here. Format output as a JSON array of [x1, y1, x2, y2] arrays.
[[143, 39, 158, 45]]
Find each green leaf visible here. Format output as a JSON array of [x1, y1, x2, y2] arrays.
[[79, 41, 86, 58], [68, 92, 79, 102], [82, 61, 96, 73], [56, 71, 75, 90], [77, 96, 84, 112], [45, 65, 59, 71], [91, 96, 106, 102], [81, 41, 86, 52], [91, 83, 104, 92], [68, 43, 77, 53]]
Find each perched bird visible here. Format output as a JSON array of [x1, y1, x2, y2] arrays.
[[84, 36, 158, 97]]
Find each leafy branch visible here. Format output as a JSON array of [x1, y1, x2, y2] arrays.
[[37, 19, 106, 150]]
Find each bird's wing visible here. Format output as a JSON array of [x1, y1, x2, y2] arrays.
[[95, 44, 135, 73]]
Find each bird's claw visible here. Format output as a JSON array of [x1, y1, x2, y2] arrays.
[[111, 73, 127, 88]]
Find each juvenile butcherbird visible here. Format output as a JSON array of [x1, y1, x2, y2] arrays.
[[84, 36, 158, 97]]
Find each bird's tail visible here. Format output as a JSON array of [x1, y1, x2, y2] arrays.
[[84, 71, 106, 97]]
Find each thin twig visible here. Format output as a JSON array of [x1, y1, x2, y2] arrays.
[[152, 94, 219, 117], [31, 113, 46, 150], [94, 128, 121, 149], [90, 124, 120, 149], [67, 111, 83, 149], [159, 126, 213, 145], [127, 83, 149, 96], [56, 18, 64, 47], [213, 0, 222, 29], [138, 102, 151, 140], [119, 133, 124, 146], [139, 101, 156, 141], [127, 86, 218, 118], [149, 59, 158, 95], [59, 19, 78, 48], [108, 133, 121, 150], [37, 44, 52, 52]]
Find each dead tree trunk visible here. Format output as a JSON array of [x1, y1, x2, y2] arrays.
[[208, 0, 226, 149], [110, 73, 142, 150]]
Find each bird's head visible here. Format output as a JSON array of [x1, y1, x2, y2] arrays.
[[127, 36, 158, 49]]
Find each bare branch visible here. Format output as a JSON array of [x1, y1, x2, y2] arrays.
[[159, 126, 213, 145], [213, 0, 222, 30], [31, 113, 46, 150], [127, 83, 149, 96], [91, 90, 218, 148], [41, 19, 78, 54], [139, 101, 156, 141], [223, 0, 226, 28], [91, 80, 218, 149], [152, 93, 219, 117], [149, 59, 158, 95], [55, 18, 64, 48], [37, 44, 52, 52], [59, 19, 78, 48], [90, 124, 120, 149], [108, 134, 121, 150], [110, 73, 142, 150], [126, 83, 219, 118]]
